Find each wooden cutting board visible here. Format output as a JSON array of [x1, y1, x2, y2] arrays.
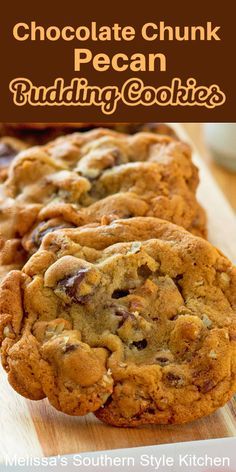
[[1, 123, 236, 460]]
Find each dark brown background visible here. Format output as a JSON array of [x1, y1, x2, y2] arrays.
[[0, 0, 235, 122]]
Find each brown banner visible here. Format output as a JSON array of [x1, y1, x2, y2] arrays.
[[0, 0, 235, 122]]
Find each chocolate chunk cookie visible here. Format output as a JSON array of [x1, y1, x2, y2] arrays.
[[1, 123, 177, 145], [0, 218, 235, 426], [0, 128, 206, 276]]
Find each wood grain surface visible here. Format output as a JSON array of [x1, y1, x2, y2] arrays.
[[0, 123, 236, 459]]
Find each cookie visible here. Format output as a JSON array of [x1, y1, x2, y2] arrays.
[[0, 217, 235, 425], [2, 123, 177, 145], [0, 128, 206, 271]]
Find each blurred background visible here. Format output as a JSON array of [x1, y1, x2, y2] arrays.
[[184, 123, 236, 213]]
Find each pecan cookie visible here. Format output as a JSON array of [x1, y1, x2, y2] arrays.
[[0, 128, 206, 273], [0, 217, 235, 426], [1, 123, 177, 145]]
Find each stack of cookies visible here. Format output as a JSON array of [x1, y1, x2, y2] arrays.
[[0, 123, 235, 427]]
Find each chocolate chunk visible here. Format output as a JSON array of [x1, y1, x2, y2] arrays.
[[59, 270, 89, 304], [137, 264, 153, 278], [0, 143, 18, 167], [131, 339, 147, 350], [165, 372, 184, 386], [112, 289, 130, 299], [32, 221, 75, 247]]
